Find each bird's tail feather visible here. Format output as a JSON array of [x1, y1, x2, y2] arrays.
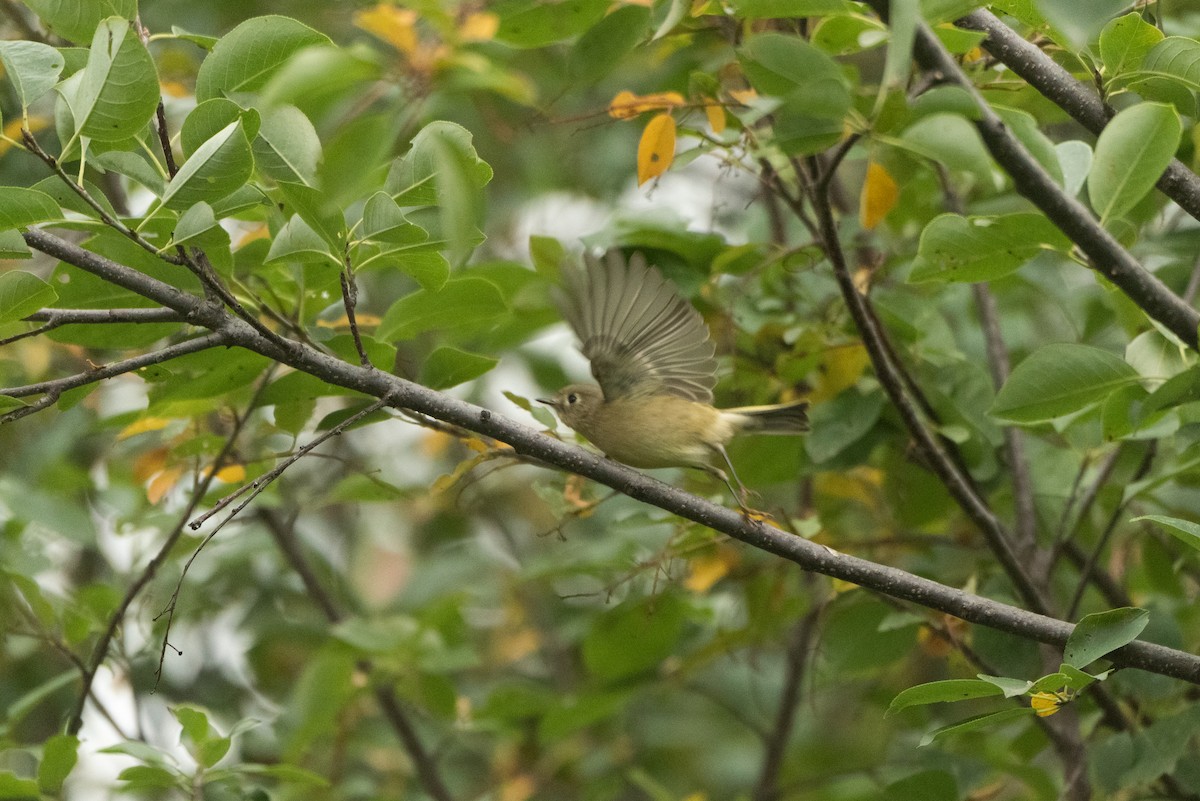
[[725, 399, 810, 434]]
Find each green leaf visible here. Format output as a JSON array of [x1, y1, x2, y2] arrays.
[[195, 15, 332, 102], [37, 734, 78, 793], [0, 270, 57, 323], [1131, 36, 1200, 92], [253, 104, 321, 186], [0, 187, 61, 229], [887, 679, 1004, 715], [996, 106, 1063, 185], [569, 5, 649, 82], [0, 772, 40, 798], [116, 765, 180, 790], [1133, 515, 1200, 555], [881, 0, 918, 92], [161, 119, 256, 210], [495, 0, 608, 48], [977, 675, 1035, 698], [173, 706, 212, 745], [377, 276, 508, 341], [991, 343, 1140, 423], [22, 0, 136, 43], [805, 387, 883, 462], [582, 595, 686, 681], [739, 32, 851, 113], [1033, 0, 1134, 48], [274, 182, 347, 251], [1088, 102, 1181, 222], [360, 192, 421, 243], [729, 0, 853, 16], [1064, 607, 1150, 668], [1099, 13, 1163, 77], [1056, 140, 1092, 197], [180, 98, 248, 157], [919, 707, 1035, 747], [66, 18, 160, 143], [895, 113, 993, 180], [385, 121, 494, 207], [420, 346, 499, 390], [94, 150, 166, 195], [0, 40, 64, 109], [173, 202, 221, 246], [237, 763, 330, 788], [909, 213, 1070, 283], [884, 771, 957, 801], [266, 215, 338, 266], [0, 230, 31, 258]]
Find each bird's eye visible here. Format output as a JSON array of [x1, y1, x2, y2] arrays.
[[566, 393, 578, 404]]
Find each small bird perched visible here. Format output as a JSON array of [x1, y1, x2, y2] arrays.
[[538, 250, 809, 509]]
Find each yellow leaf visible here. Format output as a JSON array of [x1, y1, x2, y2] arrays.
[[215, 464, 246, 483], [859, 161, 899, 230], [563, 473, 592, 512], [810, 342, 869, 402], [1030, 692, 1063, 717], [637, 113, 676, 185], [704, 101, 726, 134], [727, 88, 758, 105], [354, 3, 419, 54], [133, 447, 169, 483], [608, 90, 686, 120], [118, 416, 173, 440], [147, 466, 184, 505], [814, 467, 883, 508], [500, 774, 536, 801], [159, 81, 190, 99], [460, 11, 498, 41], [684, 546, 739, 593]]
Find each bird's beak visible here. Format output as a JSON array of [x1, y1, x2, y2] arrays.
[[535, 397, 554, 406]]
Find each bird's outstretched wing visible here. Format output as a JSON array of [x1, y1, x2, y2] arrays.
[[556, 250, 717, 402]]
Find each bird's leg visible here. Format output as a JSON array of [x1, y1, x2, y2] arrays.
[[706, 445, 768, 519]]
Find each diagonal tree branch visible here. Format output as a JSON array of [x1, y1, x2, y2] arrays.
[[956, 9, 1200, 224], [23, 228, 1200, 686], [864, 3, 1200, 351]]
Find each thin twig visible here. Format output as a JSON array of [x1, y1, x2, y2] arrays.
[[1, 333, 229, 423], [65, 380, 263, 734], [0, 307, 184, 347], [21, 129, 185, 265], [340, 259, 373, 368], [1067, 445, 1157, 618], [804, 160, 1053, 614], [187, 396, 393, 531]]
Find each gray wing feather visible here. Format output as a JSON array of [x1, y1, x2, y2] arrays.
[[555, 250, 717, 402]]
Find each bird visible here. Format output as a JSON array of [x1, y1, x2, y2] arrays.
[[537, 250, 809, 509]]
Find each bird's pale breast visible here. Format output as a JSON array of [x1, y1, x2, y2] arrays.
[[571, 394, 732, 469]]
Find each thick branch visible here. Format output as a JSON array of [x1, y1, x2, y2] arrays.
[[26, 228, 1200, 685], [196, 314, 1200, 684], [23, 229, 209, 318], [957, 9, 1200, 224], [865, 4, 1200, 350]]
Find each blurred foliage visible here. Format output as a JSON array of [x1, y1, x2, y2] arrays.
[[1, 1, 1200, 800]]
